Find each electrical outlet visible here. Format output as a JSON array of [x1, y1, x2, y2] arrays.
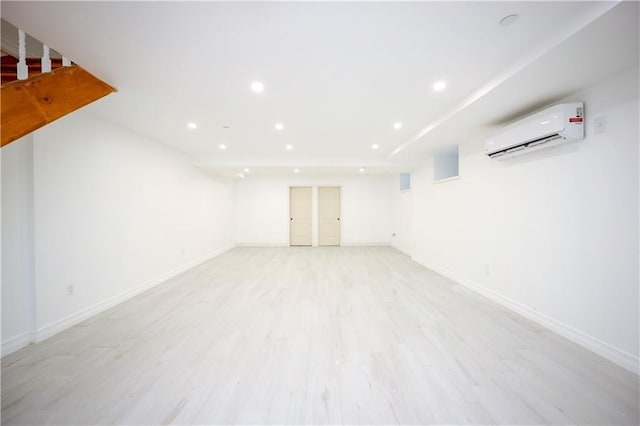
[[67, 285, 74, 296]]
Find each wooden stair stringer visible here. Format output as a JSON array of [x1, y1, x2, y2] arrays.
[[1, 65, 116, 147]]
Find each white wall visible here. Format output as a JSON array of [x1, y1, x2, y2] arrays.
[[403, 66, 639, 372], [390, 176, 414, 256], [1, 135, 36, 353], [235, 175, 392, 246], [1, 110, 235, 354]]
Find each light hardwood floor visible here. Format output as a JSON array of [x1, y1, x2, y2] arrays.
[[2, 247, 638, 425]]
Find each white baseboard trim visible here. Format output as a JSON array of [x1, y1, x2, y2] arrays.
[[342, 242, 391, 246], [1, 332, 32, 357], [416, 257, 640, 376], [2, 245, 233, 357], [236, 243, 391, 248], [236, 243, 289, 247], [390, 243, 413, 257]]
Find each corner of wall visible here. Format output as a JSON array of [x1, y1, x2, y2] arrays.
[[412, 255, 640, 376], [32, 245, 233, 346]]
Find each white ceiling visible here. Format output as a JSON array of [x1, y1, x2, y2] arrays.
[[2, 1, 638, 177]]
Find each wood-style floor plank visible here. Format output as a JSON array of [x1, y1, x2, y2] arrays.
[[2, 247, 638, 424]]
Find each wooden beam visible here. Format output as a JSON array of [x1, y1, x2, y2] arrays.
[[1, 65, 116, 147]]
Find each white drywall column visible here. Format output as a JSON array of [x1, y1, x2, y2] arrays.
[[1, 135, 36, 354]]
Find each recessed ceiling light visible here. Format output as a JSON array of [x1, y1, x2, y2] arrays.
[[219, 144, 227, 150], [393, 122, 403, 129], [251, 81, 264, 93], [187, 122, 197, 129], [285, 144, 293, 150], [433, 80, 447, 92], [293, 168, 300, 173], [359, 167, 366, 173], [244, 168, 250, 173], [275, 123, 284, 131], [499, 14, 519, 27], [371, 144, 379, 150]]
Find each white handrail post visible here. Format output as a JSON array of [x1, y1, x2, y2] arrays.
[[17, 29, 28, 80], [41, 44, 51, 73], [62, 56, 71, 67]]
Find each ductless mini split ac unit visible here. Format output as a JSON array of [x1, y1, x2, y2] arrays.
[[485, 102, 585, 160]]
